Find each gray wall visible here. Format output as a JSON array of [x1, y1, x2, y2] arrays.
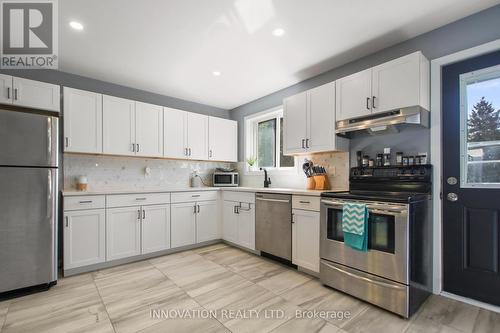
[[230, 4, 500, 161], [0, 69, 229, 118]]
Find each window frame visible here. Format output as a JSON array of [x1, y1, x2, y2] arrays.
[[459, 64, 500, 188], [244, 106, 297, 175]]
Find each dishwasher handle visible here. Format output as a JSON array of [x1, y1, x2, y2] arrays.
[[256, 197, 290, 203]]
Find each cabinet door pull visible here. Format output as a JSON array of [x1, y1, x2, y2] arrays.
[[372, 96, 376, 109], [79, 200, 93, 204], [366, 97, 371, 110], [299, 200, 310, 204], [65, 137, 69, 148], [138, 210, 141, 220], [197, 205, 200, 213], [209, 149, 213, 158], [193, 205, 197, 214], [305, 139, 310, 149], [14, 88, 18, 100], [136, 143, 140, 152], [7, 87, 10, 100], [135, 197, 147, 201], [132, 143, 136, 152], [65, 216, 69, 227], [301, 139, 305, 149], [143, 209, 145, 219], [188, 148, 192, 156]]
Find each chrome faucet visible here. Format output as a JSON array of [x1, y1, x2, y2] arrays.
[[260, 168, 271, 188]]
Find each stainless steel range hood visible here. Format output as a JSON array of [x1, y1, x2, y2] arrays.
[[336, 106, 429, 134]]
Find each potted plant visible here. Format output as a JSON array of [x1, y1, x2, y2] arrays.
[[246, 156, 257, 171]]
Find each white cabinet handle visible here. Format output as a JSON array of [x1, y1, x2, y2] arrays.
[[65, 216, 69, 227], [366, 97, 370, 110], [136, 143, 140, 152], [14, 88, 18, 100]]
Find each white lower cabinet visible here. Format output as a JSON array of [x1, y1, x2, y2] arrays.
[[222, 201, 238, 243], [196, 200, 219, 243], [292, 209, 320, 273], [171, 202, 197, 248], [64, 209, 106, 270], [222, 199, 255, 251], [106, 206, 142, 261], [141, 204, 171, 254]]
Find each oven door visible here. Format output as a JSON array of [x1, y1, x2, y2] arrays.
[[320, 198, 409, 284]]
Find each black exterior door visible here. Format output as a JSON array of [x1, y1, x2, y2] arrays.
[[442, 50, 500, 305]]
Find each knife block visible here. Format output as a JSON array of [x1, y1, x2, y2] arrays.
[[312, 174, 330, 190], [306, 176, 316, 190]]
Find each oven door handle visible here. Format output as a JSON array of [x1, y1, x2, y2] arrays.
[[321, 200, 406, 214], [321, 260, 406, 291]]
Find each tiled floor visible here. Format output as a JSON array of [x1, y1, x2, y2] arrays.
[[1, 243, 499, 333]]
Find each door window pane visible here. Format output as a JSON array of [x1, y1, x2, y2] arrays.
[[280, 118, 295, 167], [462, 69, 500, 186], [257, 118, 276, 167]]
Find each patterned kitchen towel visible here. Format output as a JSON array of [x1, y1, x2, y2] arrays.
[[342, 202, 368, 252]]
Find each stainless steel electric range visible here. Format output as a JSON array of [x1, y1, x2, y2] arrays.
[[319, 165, 433, 318]]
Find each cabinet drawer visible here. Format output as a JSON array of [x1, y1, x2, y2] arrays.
[[222, 191, 255, 204], [106, 193, 170, 208], [64, 196, 105, 211], [292, 195, 320, 212], [171, 191, 218, 203]]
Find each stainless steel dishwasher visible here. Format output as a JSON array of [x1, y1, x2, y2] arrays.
[[255, 193, 292, 261]]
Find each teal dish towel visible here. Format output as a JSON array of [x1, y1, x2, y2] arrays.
[[342, 203, 368, 252]]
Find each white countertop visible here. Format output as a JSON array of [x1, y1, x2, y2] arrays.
[[62, 186, 346, 197]]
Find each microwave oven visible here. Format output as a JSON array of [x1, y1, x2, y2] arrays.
[[213, 172, 239, 187]]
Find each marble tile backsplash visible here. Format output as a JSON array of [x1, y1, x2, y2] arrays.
[[64, 155, 233, 191], [238, 152, 350, 190]]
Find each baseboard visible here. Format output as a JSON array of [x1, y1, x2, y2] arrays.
[[64, 239, 221, 276], [441, 291, 500, 314]]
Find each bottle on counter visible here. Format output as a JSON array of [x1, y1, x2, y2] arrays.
[[362, 155, 369, 167], [383, 148, 391, 166], [396, 152, 404, 166]]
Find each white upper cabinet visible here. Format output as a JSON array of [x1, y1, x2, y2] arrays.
[[0, 76, 60, 112], [308, 82, 336, 152], [187, 112, 208, 160], [335, 68, 372, 121], [63, 87, 102, 154], [371, 51, 430, 114], [12, 77, 60, 112], [284, 82, 348, 155], [103, 95, 136, 156], [135, 102, 163, 157], [284, 91, 308, 154], [336, 51, 430, 121], [164, 107, 188, 159], [0, 74, 13, 105], [208, 117, 237, 162]]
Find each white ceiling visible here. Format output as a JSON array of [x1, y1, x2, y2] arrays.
[[60, 0, 500, 109]]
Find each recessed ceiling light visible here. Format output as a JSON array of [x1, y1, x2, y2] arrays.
[[69, 21, 84, 31], [212, 71, 221, 76], [272, 28, 285, 37]]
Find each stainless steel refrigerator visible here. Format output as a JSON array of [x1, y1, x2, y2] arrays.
[[0, 108, 58, 294]]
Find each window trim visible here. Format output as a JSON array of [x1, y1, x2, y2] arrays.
[[244, 106, 298, 175], [459, 63, 500, 188]]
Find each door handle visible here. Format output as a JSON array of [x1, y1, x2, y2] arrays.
[[78, 200, 93, 204], [209, 149, 213, 158], [188, 148, 192, 156], [447, 193, 458, 202], [255, 197, 290, 203], [132, 143, 136, 152], [136, 143, 140, 152], [143, 209, 146, 219], [65, 216, 69, 227], [197, 205, 200, 213], [372, 96, 376, 109], [193, 205, 197, 214], [7, 87, 10, 100], [301, 139, 305, 149], [305, 138, 310, 149], [14, 88, 18, 100], [184, 148, 188, 156], [65, 137, 69, 148], [366, 97, 371, 110], [137, 210, 141, 220]]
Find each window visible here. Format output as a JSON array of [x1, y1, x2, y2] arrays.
[[460, 64, 500, 187], [245, 108, 295, 171]]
